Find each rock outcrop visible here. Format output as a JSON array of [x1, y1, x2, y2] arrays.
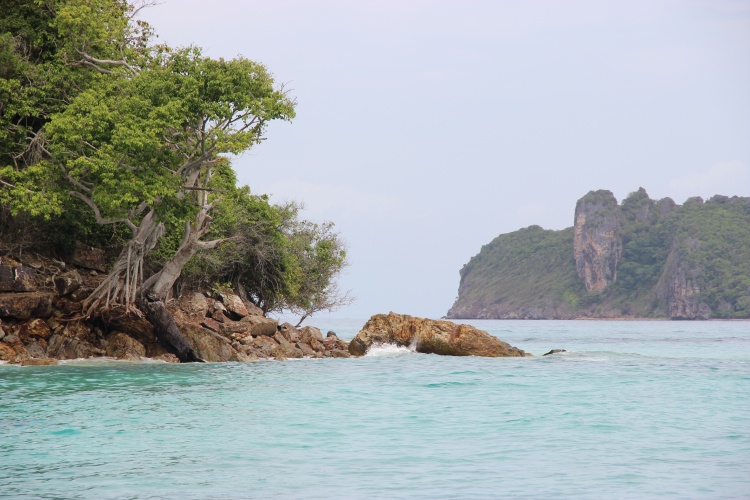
[[348, 312, 527, 357], [573, 190, 622, 293], [0, 252, 349, 365]]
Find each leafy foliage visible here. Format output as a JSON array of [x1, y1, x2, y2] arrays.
[[181, 186, 351, 321], [452, 225, 583, 317]]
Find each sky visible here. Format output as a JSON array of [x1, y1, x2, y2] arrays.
[[140, 0, 750, 320]]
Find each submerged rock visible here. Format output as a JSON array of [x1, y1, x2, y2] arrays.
[[349, 312, 527, 358], [542, 349, 567, 356]]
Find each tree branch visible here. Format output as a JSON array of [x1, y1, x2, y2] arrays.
[[69, 190, 138, 234], [76, 50, 137, 74], [196, 236, 241, 251]]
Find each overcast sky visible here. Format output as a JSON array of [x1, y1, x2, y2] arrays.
[[140, 0, 750, 320]]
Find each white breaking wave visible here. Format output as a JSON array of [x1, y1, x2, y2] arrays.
[[364, 342, 416, 358]]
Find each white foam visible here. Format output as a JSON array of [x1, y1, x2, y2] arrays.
[[364, 342, 416, 358]]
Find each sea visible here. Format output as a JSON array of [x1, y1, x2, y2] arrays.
[[1, 319, 748, 499]]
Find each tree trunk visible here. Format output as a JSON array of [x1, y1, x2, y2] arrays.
[[83, 210, 163, 315], [133, 220, 207, 363], [83, 210, 204, 363], [141, 204, 235, 300], [137, 294, 203, 362], [135, 211, 232, 363]]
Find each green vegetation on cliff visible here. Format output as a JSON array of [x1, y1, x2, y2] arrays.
[[454, 226, 584, 318], [448, 190, 750, 320]]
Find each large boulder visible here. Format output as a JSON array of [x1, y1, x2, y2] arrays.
[[239, 315, 278, 337], [349, 312, 527, 358], [299, 326, 323, 344], [105, 332, 146, 360], [243, 299, 264, 317], [0, 341, 17, 361], [71, 244, 106, 272], [219, 292, 248, 319], [271, 334, 304, 359], [24, 341, 48, 359], [47, 334, 101, 359], [0, 265, 37, 292], [278, 323, 300, 342], [252, 335, 280, 357], [180, 292, 208, 316], [0, 292, 54, 320], [206, 299, 228, 323], [53, 270, 82, 296], [1, 334, 29, 361], [179, 323, 235, 362], [18, 318, 53, 342]]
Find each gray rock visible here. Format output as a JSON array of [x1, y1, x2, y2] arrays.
[[24, 340, 48, 359], [47, 334, 99, 360], [279, 322, 300, 342], [53, 270, 82, 296], [181, 292, 208, 316]]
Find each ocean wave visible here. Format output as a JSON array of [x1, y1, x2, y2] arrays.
[[364, 343, 416, 358]]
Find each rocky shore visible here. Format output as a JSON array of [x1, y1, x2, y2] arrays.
[[0, 250, 528, 366], [0, 250, 351, 365]]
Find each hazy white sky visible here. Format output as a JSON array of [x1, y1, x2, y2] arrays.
[[140, 0, 750, 319]]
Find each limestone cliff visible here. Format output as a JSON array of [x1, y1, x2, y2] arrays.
[[573, 190, 622, 293], [656, 237, 711, 320], [448, 190, 750, 320]]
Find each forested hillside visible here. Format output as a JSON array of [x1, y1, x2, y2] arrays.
[[447, 189, 750, 320]]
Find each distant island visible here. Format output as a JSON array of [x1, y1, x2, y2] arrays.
[[447, 189, 750, 320]]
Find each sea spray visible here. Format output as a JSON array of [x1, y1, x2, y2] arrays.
[[364, 342, 416, 358]]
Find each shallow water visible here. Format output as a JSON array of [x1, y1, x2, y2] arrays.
[[1, 320, 749, 499]]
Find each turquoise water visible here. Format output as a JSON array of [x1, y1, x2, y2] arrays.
[[1, 320, 749, 499]]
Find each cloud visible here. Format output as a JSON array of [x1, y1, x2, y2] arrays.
[[666, 160, 750, 202], [258, 178, 397, 219]]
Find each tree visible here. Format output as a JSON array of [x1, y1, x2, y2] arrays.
[[1, 0, 296, 360], [185, 187, 353, 326], [281, 218, 353, 326]]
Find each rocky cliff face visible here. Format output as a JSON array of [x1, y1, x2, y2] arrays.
[[573, 190, 622, 293], [656, 238, 711, 320]]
